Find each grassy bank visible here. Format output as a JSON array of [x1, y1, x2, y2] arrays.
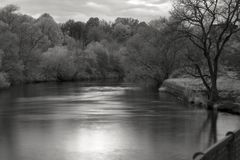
[[161, 77, 240, 114]]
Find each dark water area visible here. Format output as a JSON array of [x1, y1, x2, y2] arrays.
[[0, 81, 240, 160]]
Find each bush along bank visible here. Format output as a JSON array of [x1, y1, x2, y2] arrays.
[[0, 72, 10, 89], [160, 78, 240, 115]]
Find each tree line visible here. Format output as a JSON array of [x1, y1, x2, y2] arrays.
[[0, 4, 184, 89], [1, 1, 240, 106]]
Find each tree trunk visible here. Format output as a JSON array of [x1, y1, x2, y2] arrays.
[[208, 76, 219, 109]]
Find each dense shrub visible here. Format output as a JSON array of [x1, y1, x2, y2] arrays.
[[41, 46, 77, 81], [0, 72, 10, 88]]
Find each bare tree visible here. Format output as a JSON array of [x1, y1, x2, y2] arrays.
[[171, 0, 240, 107]]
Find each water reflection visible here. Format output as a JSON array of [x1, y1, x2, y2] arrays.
[[0, 82, 240, 160], [197, 110, 218, 148]]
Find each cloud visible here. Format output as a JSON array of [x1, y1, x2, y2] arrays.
[[86, 2, 108, 10], [0, 0, 172, 23]]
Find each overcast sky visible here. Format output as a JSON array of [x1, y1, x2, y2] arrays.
[[0, 0, 172, 22]]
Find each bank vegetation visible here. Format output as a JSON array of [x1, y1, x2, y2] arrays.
[[1, 1, 240, 108]]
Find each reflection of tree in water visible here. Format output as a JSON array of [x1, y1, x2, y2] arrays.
[[0, 99, 18, 160], [198, 110, 218, 147]]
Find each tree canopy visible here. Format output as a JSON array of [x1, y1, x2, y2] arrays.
[[0, 3, 240, 96]]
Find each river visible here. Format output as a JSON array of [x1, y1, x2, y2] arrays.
[[0, 81, 240, 160]]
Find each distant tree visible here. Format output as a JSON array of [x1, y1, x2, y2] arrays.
[[99, 20, 112, 34], [153, 18, 185, 79], [115, 17, 139, 35], [100, 40, 124, 78], [221, 32, 240, 75], [61, 20, 86, 47], [0, 7, 51, 81], [98, 20, 113, 41], [41, 46, 77, 81], [0, 5, 48, 82], [124, 22, 183, 89], [95, 47, 109, 77], [171, 0, 240, 106], [84, 17, 101, 44], [87, 26, 105, 43], [137, 22, 148, 29], [83, 41, 123, 79], [62, 20, 85, 39], [0, 4, 19, 28], [113, 23, 132, 42], [115, 17, 139, 28], [15, 20, 50, 80], [0, 72, 10, 88], [36, 13, 63, 46], [0, 49, 3, 68], [149, 17, 168, 31], [62, 19, 113, 47], [84, 42, 108, 77], [86, 17, 100, 29], [0, 21, 24, 83], [63, 34, 78, 50], [125, 31, 163, 88], [0, 49, 9, 87]]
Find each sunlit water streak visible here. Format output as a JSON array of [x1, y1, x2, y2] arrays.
[[0, 82, 240, 160]]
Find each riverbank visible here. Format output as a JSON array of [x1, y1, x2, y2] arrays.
[[160, 77, 240, 115], [0, 75, 123, 90]]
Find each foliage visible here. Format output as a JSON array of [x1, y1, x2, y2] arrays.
[[123, 19, 184, 88], [0, 3, 240, 92], [113, 23, 132, 42], [0, 20, 24, 83], [171, 0, 240, 104], [41, 46, 77, 81], [84, 41, 123, 79], [36, 13, 63, 46], [61, 20, 86, 48], [0, 72, 10, 88]]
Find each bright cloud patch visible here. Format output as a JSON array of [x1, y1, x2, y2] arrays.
[[0, 0, 172, 22]]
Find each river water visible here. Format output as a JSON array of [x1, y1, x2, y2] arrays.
[[0, 81, 240, 160]]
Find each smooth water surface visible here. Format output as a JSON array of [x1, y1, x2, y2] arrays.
[[0, 81, 240, 160]]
